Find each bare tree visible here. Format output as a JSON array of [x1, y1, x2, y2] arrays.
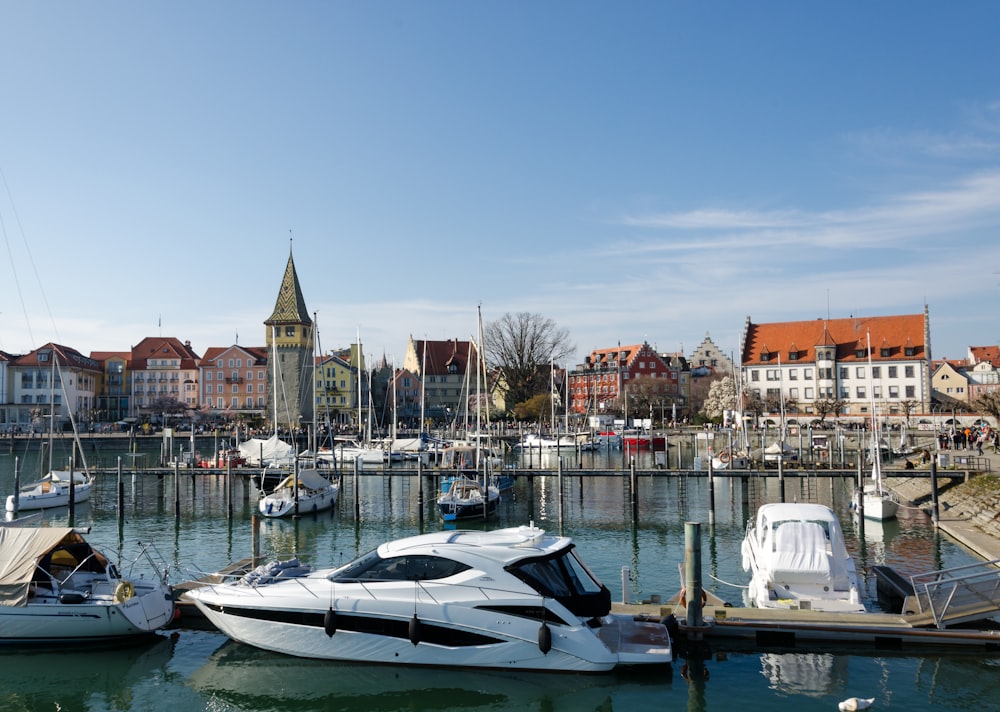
[[484, 312, 574, 413], [974, 391, 1000, 422]]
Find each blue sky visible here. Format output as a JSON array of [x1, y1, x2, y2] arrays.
[[2, 2, 999, 368]]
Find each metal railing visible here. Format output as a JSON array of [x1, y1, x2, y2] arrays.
[[909, 559, 1000, 628]]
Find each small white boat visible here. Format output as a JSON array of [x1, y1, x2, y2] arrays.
[[741, 502, 864, 612], [186, 524, 673, 672], [0, 527, 174, 642], [259, 469, 339, 518], [437, 477, 500, 521], [711, 450, 750, 470], [5, 470, 94, 512]]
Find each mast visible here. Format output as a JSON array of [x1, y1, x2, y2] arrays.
[[866, 331, 882, 491]]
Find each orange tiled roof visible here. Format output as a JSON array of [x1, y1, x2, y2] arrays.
[[742, 314, 926, 366], [969, 345, 1000, 366]]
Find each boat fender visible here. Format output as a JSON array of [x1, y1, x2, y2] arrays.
[[719, 451, 730, 464], [113, 580, 135, 603], [324, 607, 337, 637], [537, 621, 552, 655], [678, 588, 706, 609], [408, 613, 421, 646], [59, 592, 87, 605]]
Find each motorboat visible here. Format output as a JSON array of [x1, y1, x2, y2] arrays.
[[5, 469, 94, 512], [741, 502, 864, 612], [0, 527, 174, 642], [185, 524, 673, 672], [258, 468, 339, 518], [622, 430, 667, 450], [437, 477, 500, 521]]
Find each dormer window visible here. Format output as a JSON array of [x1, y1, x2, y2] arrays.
[[761, 352, 771, 362], [855, 347, 867, 359], [788, 350, 800, 361], [881, 348, 891, 357], [904, 347, 916, 357]]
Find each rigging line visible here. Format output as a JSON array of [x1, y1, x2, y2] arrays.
[[0, 166, 41, 349], [707, 572, 749, 589]]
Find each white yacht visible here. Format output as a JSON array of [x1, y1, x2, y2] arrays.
[[0, 527, 174, 642], [741, 502, 864, 612], [186, 524, 673, 672]]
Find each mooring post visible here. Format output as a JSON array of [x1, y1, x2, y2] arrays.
[[67, 457, 76, 523], [251, 513, 261, 567], [930, 459, 940, 527], [174, 459, 181, 518], [117, 456, 124, 524], [683, 521, 704, 629], [353, 457, 360, 520], [778, 455, 785, 503], [11, 456, 19, 518], [707, 456, 715, 526]]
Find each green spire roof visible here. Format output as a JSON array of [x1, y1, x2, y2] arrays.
[[265, 249, 312, 326]]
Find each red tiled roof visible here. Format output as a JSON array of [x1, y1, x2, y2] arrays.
[[742, 313, 926, 365], [969, 345, 1000, 366], [415, 339, 476, 376]]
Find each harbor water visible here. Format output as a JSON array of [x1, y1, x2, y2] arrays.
[[1, 435, 998, 712]]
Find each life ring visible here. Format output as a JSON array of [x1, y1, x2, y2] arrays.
[[113, 580, 135, 603], [679, 587, 707, 608], [719, 452, 731, 464]]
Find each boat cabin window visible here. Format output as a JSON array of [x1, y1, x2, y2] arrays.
[[506, 546, 611, 619], [330, 552, 471, 582]]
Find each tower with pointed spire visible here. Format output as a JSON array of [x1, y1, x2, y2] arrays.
[[264, 243, 314, 431]]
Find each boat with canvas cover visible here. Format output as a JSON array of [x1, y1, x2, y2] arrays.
[[258, 467, 339, 518], [741, 502, 864, 612], [0, 527, 174, 642], [186, 524, 673, 672]]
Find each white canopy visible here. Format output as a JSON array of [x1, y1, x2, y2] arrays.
[[0, 528, 81, 607], [238, 434, 294, 466]]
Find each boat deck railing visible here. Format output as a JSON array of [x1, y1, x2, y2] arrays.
[[906, 559, 1000, 628]]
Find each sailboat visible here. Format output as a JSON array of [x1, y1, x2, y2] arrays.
[[6, 351, 94, 513], [851, 332, 899, 521], [259, 315, 339, 518]]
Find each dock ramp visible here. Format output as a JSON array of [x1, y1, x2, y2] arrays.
[[902, 559, 1000, 628]]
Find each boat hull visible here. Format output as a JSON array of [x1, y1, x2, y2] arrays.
[[5, 481, 94, 512], [259, 488, 339, 518], [0, 582, 174, 643], [191, 590, 666, 672]]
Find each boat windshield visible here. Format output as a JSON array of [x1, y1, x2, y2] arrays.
[[506, 546, 611, 619], [329, 551, 471, 582]]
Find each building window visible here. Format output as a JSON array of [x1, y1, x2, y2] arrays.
[[857, 386, 866, 399], [766, 370, 779, 381], [905, 366, 914, 378], [286, 327, 296, 337], [905, 347, 915, 356], [804, 369, 813, 380], [888, 366, 898, 378], [751, 371, 760, 381], [856, 367, 865, 379], [840, 367, 849, 380], [804, 387, 814, 398], [789, 387, 799, 398], [840, 387, 850, 399], [889, 386, 899, 398], [872, 367, 880, 378], [905, 385, 915, 398]]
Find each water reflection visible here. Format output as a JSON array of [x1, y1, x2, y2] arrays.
[[0, 635, 175, 709], [187, 639, 673, 712]]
